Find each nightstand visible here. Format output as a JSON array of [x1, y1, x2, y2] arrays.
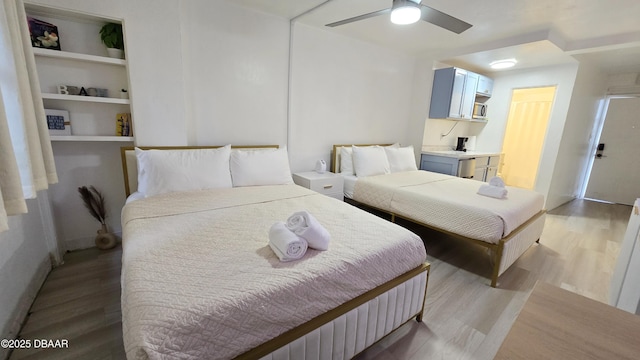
[[293, 171, 344, 200]]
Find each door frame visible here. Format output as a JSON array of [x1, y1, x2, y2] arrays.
[[579, 95, 640, 199]]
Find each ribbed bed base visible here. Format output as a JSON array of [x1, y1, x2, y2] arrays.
[[260, 270, 428, 360], [498, 212, 546, 276]]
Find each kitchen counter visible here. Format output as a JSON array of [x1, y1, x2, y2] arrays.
[[421, 150, 502, 159]]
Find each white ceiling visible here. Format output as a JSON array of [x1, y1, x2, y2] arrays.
[[232, 0, 640, 75]]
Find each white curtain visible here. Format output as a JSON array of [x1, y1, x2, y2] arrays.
[[0, 0, 58, 232]]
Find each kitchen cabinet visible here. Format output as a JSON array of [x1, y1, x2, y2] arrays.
[[473, 156, 500, 182], [420, 152, 501, 182], [477, 75, 494, 97], [429, 67, 479, 120], [420, 154, 459, 176]]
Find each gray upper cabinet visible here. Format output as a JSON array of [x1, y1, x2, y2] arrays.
[[429, 67, 479, 120], [477, 75, 494, 97]]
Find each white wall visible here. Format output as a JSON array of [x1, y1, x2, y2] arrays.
[[289, 23, 417, 172], [607, 72, 640, 89], [0, 199, 51, 360], [421, 118, 479, 150], [48, 142, 128, 249], [475, 64, 579, 208], [179, 0, 289, 147], [546, 61, 607, 210], [408, 58, 437, 159], [123, 0, 187, 146]]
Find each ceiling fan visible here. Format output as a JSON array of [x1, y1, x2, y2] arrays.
[[325, 0, 472, 34]]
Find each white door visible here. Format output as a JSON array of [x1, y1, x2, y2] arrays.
[[585, 97, 640, 205]]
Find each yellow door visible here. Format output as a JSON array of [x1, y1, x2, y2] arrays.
[[501, 86, 556, 189]]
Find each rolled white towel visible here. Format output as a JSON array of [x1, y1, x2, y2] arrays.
[[488, 176, 505, 188], [478, 184, 508, 199], [269, 222, 308, 262], [285, 211, 330, 251]]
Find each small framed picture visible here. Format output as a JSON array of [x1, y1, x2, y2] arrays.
[[45, 109, 71, 135], [27, 17, 61, 51]]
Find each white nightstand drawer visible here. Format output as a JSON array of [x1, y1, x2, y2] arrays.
[[308, 176, 342, 193], [293, 171, 344, 200]]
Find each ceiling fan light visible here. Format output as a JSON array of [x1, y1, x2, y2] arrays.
[[390, 5, 421, 25], [490, 59, 517, 70]]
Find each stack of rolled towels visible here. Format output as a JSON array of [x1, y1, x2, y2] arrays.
[[477, 176, 508, 199], [268, 211, 331, 262]]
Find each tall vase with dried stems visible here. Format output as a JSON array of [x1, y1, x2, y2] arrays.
[[78, 186, 117, 250]]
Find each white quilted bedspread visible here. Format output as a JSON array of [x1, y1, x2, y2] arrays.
[[353, 171, 544, 243], [121, 185, 426, 360]]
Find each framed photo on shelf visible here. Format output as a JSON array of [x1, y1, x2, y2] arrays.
[[45, 109, 71, 135], [27, 17, 61, 50]]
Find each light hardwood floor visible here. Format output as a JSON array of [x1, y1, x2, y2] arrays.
[[9, 199, 632, 360]]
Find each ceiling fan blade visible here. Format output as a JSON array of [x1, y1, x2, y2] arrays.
[[419, 4, 472, 34], [325, 8, 391, 27]]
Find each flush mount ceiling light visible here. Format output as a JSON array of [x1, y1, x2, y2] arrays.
[[490, 59, 518, 70], [390, 0, 422, 25]]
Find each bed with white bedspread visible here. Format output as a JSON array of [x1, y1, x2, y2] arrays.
[[120, 146, 429, 360], [354, 171, 544, 243], [332, 144, 546, 287]]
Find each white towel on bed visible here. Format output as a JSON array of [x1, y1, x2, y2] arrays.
[[269, 222, 308, 262], [478, 184, 508, 199], [488, 176, 506, 188], [286, 211, 330, 251]]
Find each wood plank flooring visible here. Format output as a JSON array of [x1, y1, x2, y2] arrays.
[[8, 199, 632, 360]]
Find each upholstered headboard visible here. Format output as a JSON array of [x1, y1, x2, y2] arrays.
[[120, 145, 279, 197], [331, 144, 394, 173]]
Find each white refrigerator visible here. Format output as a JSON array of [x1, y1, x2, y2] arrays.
[[610, 198, 640, 314]]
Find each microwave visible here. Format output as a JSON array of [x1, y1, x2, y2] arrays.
[[473, 102, 487, 119]]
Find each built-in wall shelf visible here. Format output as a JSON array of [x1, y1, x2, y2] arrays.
[[32, 47, 126, 66], [50, 135, 134, 142], [41, 93, 130, 104]]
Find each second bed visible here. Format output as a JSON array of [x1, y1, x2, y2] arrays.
[[333, 144, 546, 287]]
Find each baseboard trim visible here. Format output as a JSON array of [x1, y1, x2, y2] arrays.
[[0, 256, 51, 360]]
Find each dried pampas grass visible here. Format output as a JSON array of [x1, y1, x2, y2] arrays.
[[78, 185, 107, 225]]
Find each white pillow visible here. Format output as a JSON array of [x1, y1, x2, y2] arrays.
[[340, 147, 354, 175], [352, 145, 390, 177], [385, 145, 418, 173], [135, 145, 232, 197], [230, 147, 294, 187], [340, 144, 398, 175]]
